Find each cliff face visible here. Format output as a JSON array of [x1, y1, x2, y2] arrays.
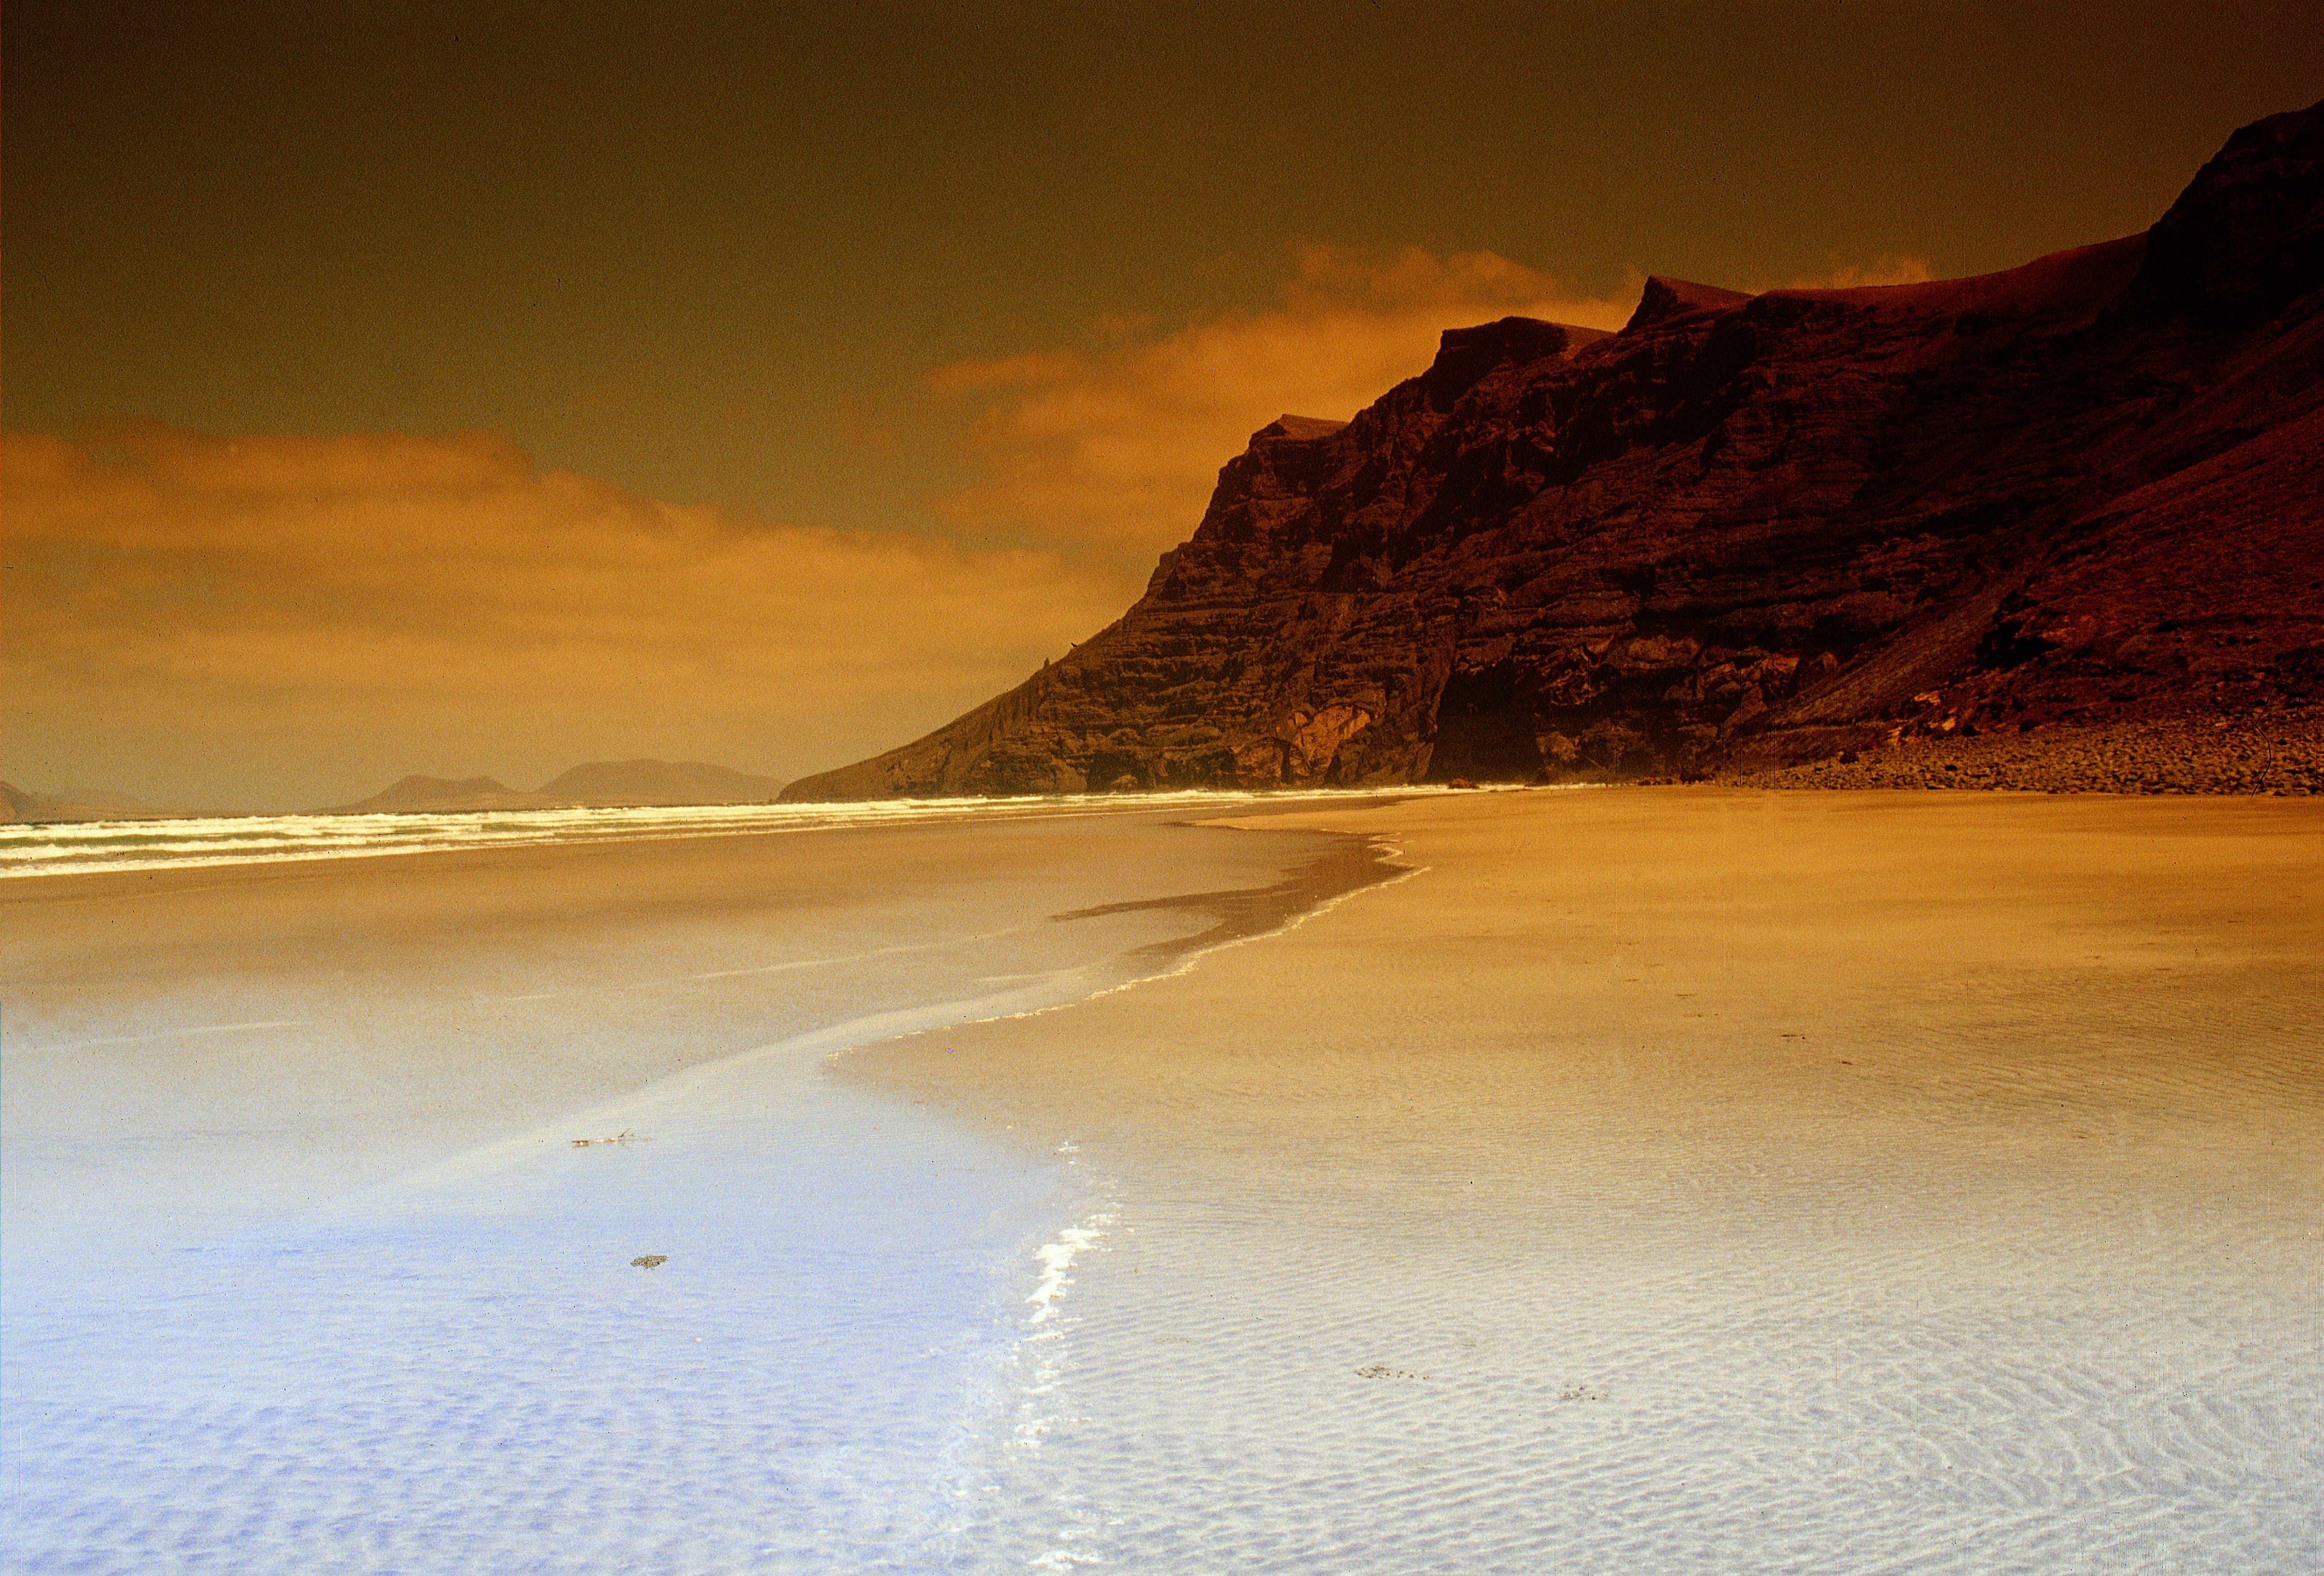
[[786, 101, 2324, 801]]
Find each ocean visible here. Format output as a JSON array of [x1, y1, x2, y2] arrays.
[[0, 790, 1392, 880]]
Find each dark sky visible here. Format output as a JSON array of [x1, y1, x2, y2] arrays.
[[5, 2, 2320, 807]]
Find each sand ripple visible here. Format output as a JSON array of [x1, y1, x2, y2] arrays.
[[946, 1182, 2320, 1573]]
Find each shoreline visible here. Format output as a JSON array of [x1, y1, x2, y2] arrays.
[[14, 700, 2322, 840], [0, 784, 1427, 879], [2, 801, 1414, 1572], [852, 785, 2324, 1152], [0, 803, 1381, 1246]]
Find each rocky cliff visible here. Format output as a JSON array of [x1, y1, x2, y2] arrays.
[[785, 100, 2324, 801]]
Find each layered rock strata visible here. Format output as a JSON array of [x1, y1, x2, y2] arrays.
[[786, 101, 2324, 800]]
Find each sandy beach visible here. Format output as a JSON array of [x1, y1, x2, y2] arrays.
[[865, 789, 2324, 1184], [4, 786, 2319, 1572], [1, 806, 1366, 1245], [14, 17, 2322, 1574], [852, 787, 2324, 1571]]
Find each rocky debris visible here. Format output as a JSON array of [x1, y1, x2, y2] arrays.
[[1715, 704, 2324, 795], [784, 101, 2324, 803]]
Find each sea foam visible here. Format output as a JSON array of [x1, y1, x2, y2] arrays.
[[0, 788, 1430, 879]]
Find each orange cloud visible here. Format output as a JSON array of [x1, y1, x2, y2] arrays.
[[929, 246, 1638, 559], [2, 428, 1127, 808], [1780, 253, 1936, 290]]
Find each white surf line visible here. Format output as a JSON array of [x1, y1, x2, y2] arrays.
[[10, 1018, 312, 1052], [1026, 1214, 1114, 1327], [0, 810, 818, 881], [0, 786, 1430, 880], [0, 827, 807, 880], [1008, 1202, 1120, 1473]]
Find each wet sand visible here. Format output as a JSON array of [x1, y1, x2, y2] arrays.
[[0, 806, 1376, 1250], [859, 787, 2323, 1196], [3, 801, 1405, 1574], [849, 787, 2324, 1572], [7, 786, 2317, 1570]]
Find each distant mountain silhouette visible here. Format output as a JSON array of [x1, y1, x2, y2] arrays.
[[320, 760, 783, 814], [322, 775, 549, 814], [531, 759, 781, 806], [1, 781, 67, 824], [51, 786, 151, 811], [2, 780, 187, 824]]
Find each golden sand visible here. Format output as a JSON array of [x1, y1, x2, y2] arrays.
[[850, 787, 2324, 1216]]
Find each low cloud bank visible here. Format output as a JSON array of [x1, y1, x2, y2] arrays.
[[6, 248, 1655, 807], [1781, 253, 1937, 290], [3, 426, 1123, 809]]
